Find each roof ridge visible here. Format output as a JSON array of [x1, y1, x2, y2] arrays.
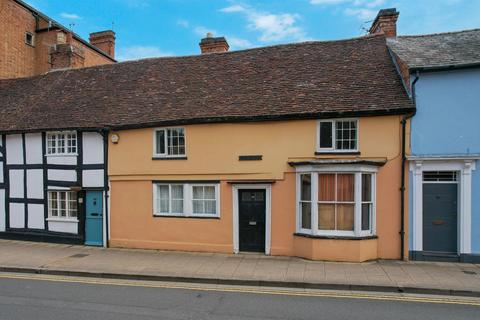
[[395, 27, 480, 39]]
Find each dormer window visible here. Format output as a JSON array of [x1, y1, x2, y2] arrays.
[[317, 119, 358, 152]]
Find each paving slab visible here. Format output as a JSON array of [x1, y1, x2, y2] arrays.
[[1, 239, 480, 297]]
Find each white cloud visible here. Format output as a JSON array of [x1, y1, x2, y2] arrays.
[[219, 4, 307, 43], [220, 5, 246, 13], [228, 37, 253, 49], [344, 8, 377, 20], [311, 0, 384, 6], [177, 19, 189, 28], [60, 12, 82, 20], [310, 0, 348, 4], [116, 46, 173, 61]]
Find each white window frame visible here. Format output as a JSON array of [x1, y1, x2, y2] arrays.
[[47, 190, 78, 221], [317, 119, 359, 153], [153, 127, 186, 158], [46, 131, 77, 156], [153, 182, 220, 218], [295, 164, 377, 238]]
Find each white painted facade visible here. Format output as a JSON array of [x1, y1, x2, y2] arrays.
[[0, 131, 106, 242]]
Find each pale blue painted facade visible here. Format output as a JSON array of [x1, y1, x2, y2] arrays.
[[408, 67, 480, 258]]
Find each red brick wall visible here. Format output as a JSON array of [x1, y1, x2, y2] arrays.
[[0, 0, 114, 79]]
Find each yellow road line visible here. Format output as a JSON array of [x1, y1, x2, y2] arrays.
[[0, 272, 479, 307]]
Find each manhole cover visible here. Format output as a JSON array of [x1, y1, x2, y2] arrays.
[[462, 270, 477, 275], [70, 253, 89, 258]]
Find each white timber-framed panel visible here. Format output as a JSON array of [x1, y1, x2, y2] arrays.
[[83, 170, 104, 188], [47, 169, 77, 182], [409, 158, 477, 255], [26, 169, 43, 199], [9, 203, 25, 228], [5, 134, 23, 165], [232, 184, 272, 255], [82, 132, 104, 164], [25, 133, 42, 164], [9, 170, 24, 198], [0, 190, 5, 232], [28, 204, 45, 229]]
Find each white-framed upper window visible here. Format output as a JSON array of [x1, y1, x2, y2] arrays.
[[48, 191, 78, 220], [317, 119, 358, 152], [297, 169, 375, 237], [153, 183, 219, 217], [47, 131, 77, 155], [154, 128, 186, 158]]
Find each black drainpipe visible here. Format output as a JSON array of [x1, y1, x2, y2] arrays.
[[101, 129, 110, 247], [400, 72, 419, 260]]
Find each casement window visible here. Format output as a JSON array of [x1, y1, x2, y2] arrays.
[[317, 119, 358, 152], [48, 191, 78, 220], [154, 128, 186, 158], [46, 131, 77, 155], [25, 32, 34, 46], [153, 183, 219, 217], [297, 171, 375, 237]]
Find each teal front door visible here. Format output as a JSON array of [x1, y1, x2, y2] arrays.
[[85, 191, 104, 246]]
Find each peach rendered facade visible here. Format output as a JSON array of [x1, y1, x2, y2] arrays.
[[108, 116, 410, 262]]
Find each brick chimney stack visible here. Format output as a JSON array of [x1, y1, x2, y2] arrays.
[[49, 31, 85, 70], [199, 33, 229, 54], [89, 30, 116, 58], [369, 8, 399, 38]]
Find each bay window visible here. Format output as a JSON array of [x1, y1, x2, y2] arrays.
[[297, 170, 375, 237], [153, 183, 220, 217]]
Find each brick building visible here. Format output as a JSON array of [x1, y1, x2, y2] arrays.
[[0, 0, 116, 80]]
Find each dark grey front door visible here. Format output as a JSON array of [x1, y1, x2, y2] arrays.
[[239, 190, 266, 253], [423, 183, 458, 254]]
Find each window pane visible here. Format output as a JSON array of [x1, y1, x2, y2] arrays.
[[319, 122, 333, 148], [318, 174, 335, 201], [68, 192, 78, 218], [171, 185, 183, 199], [59, 192, 67, 217], [204, 186, 215, 200], [49, 192, 58, 217], [335, 121, 357, 150], [300, 174, 311, 201], [362, 203, 371, 231], [157, 185, 169, 213], [337, 174, 354, 202], [167, 128, 185, 156], [301, 202, 311, 229], [337, 204, 354, 231], [193, 200, 204, 214], [362, 174, 372, 202], [192, 186, 203, 199], [172, 200, 183, 213], [57, 134, 65, 154], [204, 200, 216, 214], [156, 130, 165, 154], [318, 204, 335, 230]]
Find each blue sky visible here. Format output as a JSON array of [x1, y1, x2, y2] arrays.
[[24, 0, 480, 61]]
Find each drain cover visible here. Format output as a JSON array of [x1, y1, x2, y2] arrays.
[[70, 253, 89, 258], [462, 270, 477, 275]]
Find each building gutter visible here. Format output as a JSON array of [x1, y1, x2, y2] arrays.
[[399, 72, 419, 261]]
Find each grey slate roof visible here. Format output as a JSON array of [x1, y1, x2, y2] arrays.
[[387, 29, 480, 70]]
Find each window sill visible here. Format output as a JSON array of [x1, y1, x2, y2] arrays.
[[47, 218, 79, 223], [152, 156, 188, 160], [153, 214, 220, 219], [294, 233, 377, 241], [315, 151, 360, 156], [46, 154, 78, 157]]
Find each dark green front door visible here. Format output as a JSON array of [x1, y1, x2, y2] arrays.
[[423, 183, 458, 254]]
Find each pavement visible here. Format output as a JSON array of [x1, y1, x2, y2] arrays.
[[1, 240, 480, 297]]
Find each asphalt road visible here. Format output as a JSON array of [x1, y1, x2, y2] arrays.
[[0, 273, 479, 320]]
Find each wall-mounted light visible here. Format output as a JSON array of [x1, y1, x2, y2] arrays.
[[111, 133, 120, 144]]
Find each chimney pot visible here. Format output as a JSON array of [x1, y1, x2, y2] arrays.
[[89, 30, 116, 58], [199, 35, 229, 54], [369, 8, 399, 38]]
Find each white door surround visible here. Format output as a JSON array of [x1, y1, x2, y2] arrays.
[[409, 158, 476, 254], [232, 184, 272, 255]]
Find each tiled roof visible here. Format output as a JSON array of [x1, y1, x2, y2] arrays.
[[388, 29, 480, 70], [0, 34, 413, 133]]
